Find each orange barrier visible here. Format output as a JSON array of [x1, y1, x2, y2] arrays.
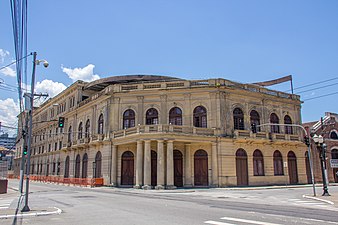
[[20, 175, 104, 187]]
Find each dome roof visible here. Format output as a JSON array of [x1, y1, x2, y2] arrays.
[[84, 74, 183, 91]]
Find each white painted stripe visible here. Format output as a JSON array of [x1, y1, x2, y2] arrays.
[[221, 216, 282, 225], [0, 204, 10, 207], [0, 207, 9, 209], [204, 221, 236, 225], [0, 207, 62, 219]]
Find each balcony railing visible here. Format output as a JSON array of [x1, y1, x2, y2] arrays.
[[233, 130, 301, 142], [112, 124, 219, 139]]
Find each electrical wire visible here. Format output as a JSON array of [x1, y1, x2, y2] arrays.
[[296, 82, 338, 94], [284, 76, 338, 92], [303, 91, 338, 102]]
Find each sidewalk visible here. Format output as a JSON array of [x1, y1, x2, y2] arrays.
[[0, 187, 61, 220]]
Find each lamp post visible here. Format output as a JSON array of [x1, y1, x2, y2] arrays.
[[312, 134, 330, 196], [22, 52, 48, 212]]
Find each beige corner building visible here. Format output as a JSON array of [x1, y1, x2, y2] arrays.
[[14, 75, 309, 188]]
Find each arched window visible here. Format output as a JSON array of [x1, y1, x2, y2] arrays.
[[330, 131, 338, 140], [123, 109, 135, 129], [233, 108, 244, 130], [78, 122, 83, 139], [169, 107, 182, 125], [270, 113, 280, 133], [332, 149, 338, 159], [250, 110, 260, 132], [193, 106, 207, 128], [273, 150, 284, 175], [85, 119, 90, 138], [146, 108, 158, 125], [253, 150, 264, 176], [82, 153, 88, 178], [98, 114, 104, 134], [68, 126, 72, 143], [284, 115, 293, 134]]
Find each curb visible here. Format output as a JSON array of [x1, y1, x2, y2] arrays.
[[303, 195, 334, 205], [0, 207, 62, 219]]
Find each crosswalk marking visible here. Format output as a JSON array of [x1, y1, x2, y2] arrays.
[[220, 216, 282, 225], [204, 221, 236, 225]]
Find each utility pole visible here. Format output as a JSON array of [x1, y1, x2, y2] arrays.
[[22, 52, 48, 212], [19, 111, 29, 193]]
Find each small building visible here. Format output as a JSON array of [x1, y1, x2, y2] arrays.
[[14, 75, 308, 188], [303, 112, 338, 183]]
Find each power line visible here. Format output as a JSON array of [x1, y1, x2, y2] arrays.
[[0, 53, 31, 71], [303, 91, 338, 101], [296, 82, 338, 94], [284, 76, 338, 92]]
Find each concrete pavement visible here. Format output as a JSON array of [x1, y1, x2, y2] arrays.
[[0, 181, 337, 220]]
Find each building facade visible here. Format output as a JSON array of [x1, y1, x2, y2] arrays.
[[14, 75, 308, 188], [303, 112, 338, 183]]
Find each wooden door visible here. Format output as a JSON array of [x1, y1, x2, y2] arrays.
[[121, 151, 134, 185], [151, 151, 157, 187], [174, 150, 183, 187], [288, 151, 298, 184], [194, 150, 208, 186], [236, 149, 248, 186]]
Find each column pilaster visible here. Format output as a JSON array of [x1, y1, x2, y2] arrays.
[[166, 140, 176, 189], [156, 140, 165, 189], [184, 144, 192, 187], [111, 144, 117, 186], [134, 140, 143, 189], [211, 142, 219, 187], [143, 140, 151, 189]]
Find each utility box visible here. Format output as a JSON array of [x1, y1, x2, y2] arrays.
[[0, 179, 8, 194]]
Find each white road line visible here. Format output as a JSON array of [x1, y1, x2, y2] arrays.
[[0, 207, 9, 209], [204, 221, 236, 225], [221, 216, 282, 225]]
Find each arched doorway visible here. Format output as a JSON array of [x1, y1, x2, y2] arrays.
[[121, 151, 134, 185], [236, 149, 248, 186], [64, 156, 70, 178], [288, 151, 298, 184], [75, 154, 81, 178], [95, 151, 102, 178], [305, 152, 311, 184], [151, 151, 157, 187], [82, 153, 88, 178], [194, 150, 208, 186], [174, 150, 183, 187]]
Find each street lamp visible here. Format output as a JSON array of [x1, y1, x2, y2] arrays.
[[22, 52, 48, 212], [312, 134, 330, 196]]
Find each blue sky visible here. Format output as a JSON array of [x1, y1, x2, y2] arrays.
[[1, 0, 338, 136]]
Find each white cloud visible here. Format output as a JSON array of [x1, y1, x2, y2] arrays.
[[61, 64, 100, 82], [0, 49, 16, 77], [0, 98, 20, 137], [35, 79, 67, 98], [0, 49, 10, 63], [1, 66, 16, 77]]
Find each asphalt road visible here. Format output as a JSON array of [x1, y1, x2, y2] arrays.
[[2, 180, 338, 225]]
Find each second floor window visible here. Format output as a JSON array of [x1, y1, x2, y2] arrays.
[[85, 119, 90, 138], [250, 110, 260, 132], [169, 107, 182, 125], [68, 126, 72, 143], [78, 122, 83, 139], [98, 114, 104, 134], [284, 115, 293, 134], [193, 106, 207, 128], [233, 108, 244, 130], [146, 108, 158, 125], [270, 113, 280, 133], [123, 109, 135, 129]]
